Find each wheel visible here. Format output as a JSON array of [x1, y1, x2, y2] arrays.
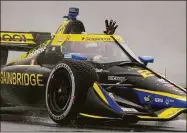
[[46, 60, 98, 125]]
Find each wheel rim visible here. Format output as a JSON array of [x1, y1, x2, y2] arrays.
[[48, 69, 72, 115]]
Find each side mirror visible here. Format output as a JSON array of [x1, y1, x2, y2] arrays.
[[138, 56, 154, 66]]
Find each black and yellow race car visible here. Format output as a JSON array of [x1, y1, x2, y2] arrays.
[[0, 7, 186, 125]]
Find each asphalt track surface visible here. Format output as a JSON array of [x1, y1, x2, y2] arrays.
[[1, 112, 186, 132]]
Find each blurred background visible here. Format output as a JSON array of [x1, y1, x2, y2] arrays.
[[1, 1, 186, 87]]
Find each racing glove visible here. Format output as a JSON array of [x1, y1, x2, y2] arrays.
[[103, 19, 118, 35]]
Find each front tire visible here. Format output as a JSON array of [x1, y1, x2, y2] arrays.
[[46, 60, 98, 125]]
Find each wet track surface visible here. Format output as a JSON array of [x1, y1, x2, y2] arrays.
[[1, 113, 186, 132]]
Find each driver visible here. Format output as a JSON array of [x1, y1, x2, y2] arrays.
[[70, 19, 118, 52], [63, 19, 119, 62]]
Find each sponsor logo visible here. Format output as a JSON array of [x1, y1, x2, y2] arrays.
[[165, 99, 169, 105], [64, 53, 72, 58], [54, 63, 73, 76], [108, 92, 114, 99], [157, 79, 168, 84], [0, 72, 44, 86], [128, 67, 155, 78], [66, 35, 70, 41], [0, 33, 27, 42], [144, 95, 152, 103], [121, 107, 138, 112], [165, 98, 174, 105], [82, 37, 112, 41], [108, 76, 127, 81], [27, 40, 50, 57], [154, 98, 164, 103], [28, 46, 46, 57], [157, 79, 174, 88], [137, 70, 155, 78]]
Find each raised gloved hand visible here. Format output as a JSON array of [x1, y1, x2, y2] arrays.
[[103, 19, 118, 35]]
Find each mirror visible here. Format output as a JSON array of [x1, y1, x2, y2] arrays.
[[138, 56, 154, 66]]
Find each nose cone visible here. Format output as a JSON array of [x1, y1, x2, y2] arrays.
[[167, 96, 187, 108]]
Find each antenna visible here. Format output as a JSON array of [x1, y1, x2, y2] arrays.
[[164, 68, 167, 78]]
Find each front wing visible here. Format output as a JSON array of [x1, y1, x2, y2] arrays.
[[79, 82, 187, 121]]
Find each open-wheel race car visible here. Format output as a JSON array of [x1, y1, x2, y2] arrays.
[[0, 7, 186, 125]]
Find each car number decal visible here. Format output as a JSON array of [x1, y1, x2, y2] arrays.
[[137, 70, 155, 78]]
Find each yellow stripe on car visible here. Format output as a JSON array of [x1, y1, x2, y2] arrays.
[[134, 88, 186, 101], [93, 82, 109, 105], [51, 34, 124, 46], [138, 108, 186, 119], [55, 20, 70, 35], [79, 113, 109, 119]]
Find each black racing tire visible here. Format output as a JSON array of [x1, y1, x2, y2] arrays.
[[42, 46, 64, 65], [45, 60, 98, 125]]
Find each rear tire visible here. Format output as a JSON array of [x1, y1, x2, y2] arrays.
[[46, 60, 98, 125]]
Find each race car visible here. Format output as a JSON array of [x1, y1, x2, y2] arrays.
[[0, 7, 186, 125]]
